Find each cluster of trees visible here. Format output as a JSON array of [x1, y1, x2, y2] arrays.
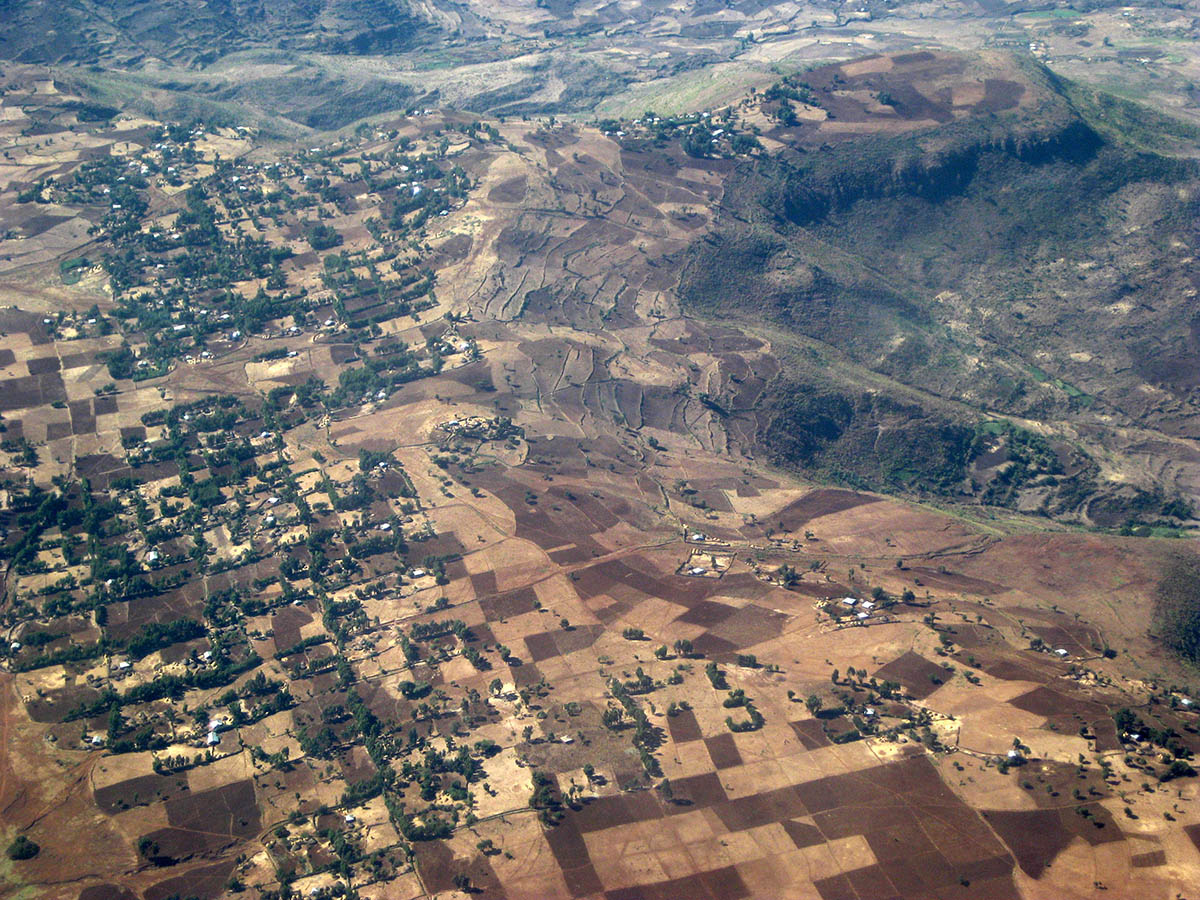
[[13, 618, 205, 673], [6, 835, 39, 860], [607, 677, 663, 777]]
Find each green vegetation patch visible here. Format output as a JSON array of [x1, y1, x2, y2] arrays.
[[59, 257, 89, 285]]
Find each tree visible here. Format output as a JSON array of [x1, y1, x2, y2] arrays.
[[6, 835, 39, 860], [806, 695, 823, 715], [704, 661, 727, 689], [107, 705, 125, 743], [306, 223, 342, 251], [657, 778, 674, 802]]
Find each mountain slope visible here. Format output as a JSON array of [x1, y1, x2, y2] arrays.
[[0, 0, 432, 65], [679, 51, 1200, 528]]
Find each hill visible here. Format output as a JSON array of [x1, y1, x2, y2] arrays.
[[0, 0, 431, 65], [680, 51, 1200, 529]]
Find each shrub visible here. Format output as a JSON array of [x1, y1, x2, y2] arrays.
[[6, 835, 39, 860]]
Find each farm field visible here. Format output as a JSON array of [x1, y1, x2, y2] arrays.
[[0, 43, 1199, 900]]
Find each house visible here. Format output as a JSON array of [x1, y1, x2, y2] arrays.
[[841, 598, 858, 608], [1054, 648, 1069, 658], [860, 600, 876, 610], [206, 731, 221, 746]]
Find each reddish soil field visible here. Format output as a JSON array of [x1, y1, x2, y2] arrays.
[[762, 489, 881, 532], [164, 779, 260, 837], [143, 860, 238, 900], [872, 650, 950, 700], [666, 707, 703, 743], [703, 732, 743, 769]]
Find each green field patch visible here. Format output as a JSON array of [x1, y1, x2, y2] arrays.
[[59, 256, 89, 285]]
